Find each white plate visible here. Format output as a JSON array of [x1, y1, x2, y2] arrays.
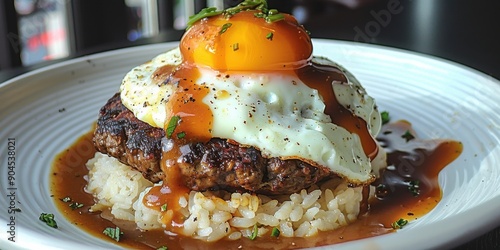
[[1, 39, 500, 250]]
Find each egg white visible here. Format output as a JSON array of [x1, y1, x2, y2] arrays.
[[120, 48, 382, 184]]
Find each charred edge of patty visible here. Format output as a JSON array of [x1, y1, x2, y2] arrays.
[[93, 93, 166, 182]]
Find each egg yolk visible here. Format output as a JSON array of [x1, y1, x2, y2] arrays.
[[180, 10, 312, 71]]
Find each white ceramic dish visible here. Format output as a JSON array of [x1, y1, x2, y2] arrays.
[[1, 39, 499, 250]]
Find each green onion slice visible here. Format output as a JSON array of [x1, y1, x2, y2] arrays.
[[187, 7, 222, 28], [249, 224, 258, 240], [103, 227, 123, 242]]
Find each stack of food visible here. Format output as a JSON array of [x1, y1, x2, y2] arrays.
[[86, 0, 386, 242]]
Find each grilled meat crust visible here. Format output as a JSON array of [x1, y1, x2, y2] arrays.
[[178, 138, 332, 194], [93, 93, 332, 194], [93, 93, 166, 182]]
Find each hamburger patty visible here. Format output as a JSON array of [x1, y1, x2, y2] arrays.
[[93, 93, 333, 194], [93, 93, 166, 182]]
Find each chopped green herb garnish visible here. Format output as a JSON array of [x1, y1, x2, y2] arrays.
[[60, 196, 71, 202], [219, 23, 232, 34], [187, 0, 286, 29], [249, 224, 258, 240], [402, 130, 415, 142], [224, 0, 268, 18], [232, 43, 239, 51], [381, 111, 390, 125], [39, 213, 58, 228], [103, 227, 123, 242], [408, 180, 420, 196], [266, 32, 274, 40], [69, 202, 84, 210], [166, 116, 181, 138], [391, 218, 408, 229], [157, 247, 168, 250], [176, 132, 186, 139], [265, 13, 285, 22], [254, 12, 266, 18], [161, 204, 168, 212], [187, 7, 222, 29], [268, 8, 278, 15], [271, 227, 280, 237]]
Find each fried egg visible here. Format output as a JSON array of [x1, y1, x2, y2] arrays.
[[119, 10, 382, 184]]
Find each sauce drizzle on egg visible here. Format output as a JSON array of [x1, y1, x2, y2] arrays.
[[144, 65, 212, 230], [297, 62, 379, 160]]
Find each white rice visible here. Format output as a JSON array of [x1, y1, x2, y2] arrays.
[[85, 153, 153, 221], [86, 152, 364, 241]]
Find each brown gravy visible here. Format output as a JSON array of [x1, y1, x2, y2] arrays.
[[50, 120, 462, 249]]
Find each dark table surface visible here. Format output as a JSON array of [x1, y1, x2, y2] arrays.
[[1, 0, 499, 249]]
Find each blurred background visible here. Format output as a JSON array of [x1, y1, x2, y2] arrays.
[[1, 0, 499, 81], [0, 0, 499, 248]]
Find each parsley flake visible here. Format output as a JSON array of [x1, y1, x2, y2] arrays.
[[232, 43, 239, 51], [391, 218, 408, 229], [176, 132, 186, 139], [402, 130, 415, 142], [157, 247, 168, 250], [39, 213, 58, 228], [69, 202, 84, 210], [271, 227, 280, 237], [381, 111, 390, 125], [161, 204, 168, 212], [60, 196, 71, 202], [266, 32, 274, 40], [166, 116, 181, 138]]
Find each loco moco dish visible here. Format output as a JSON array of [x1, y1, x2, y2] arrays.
[[50, 1, 462, 249]]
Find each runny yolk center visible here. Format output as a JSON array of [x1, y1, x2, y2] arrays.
[[179, 10, 313, 71]]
